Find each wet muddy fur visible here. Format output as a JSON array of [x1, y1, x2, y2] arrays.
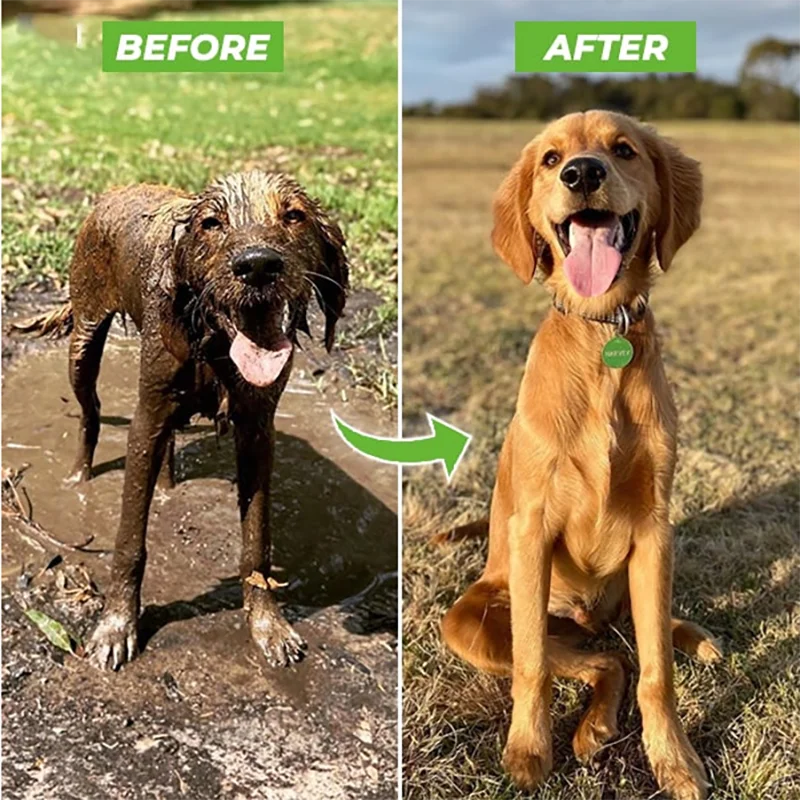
[[14, 170, 349, 670]]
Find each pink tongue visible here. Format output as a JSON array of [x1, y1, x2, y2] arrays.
[[563, 217, 622, 298], [230, 331, 292, 387]]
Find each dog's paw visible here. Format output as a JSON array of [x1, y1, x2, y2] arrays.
[[502, 739, 552, 790], [673, 619, 723, 665], [249, 608, 307, 668], [694, 637, 723, 665], [87, 610, 138, 671], [646, 727, 709, 800], [573, 709, 618, 764], [64, 466, 91, 485]]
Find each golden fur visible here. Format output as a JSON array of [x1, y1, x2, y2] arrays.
[[440, 111, 720, 800]]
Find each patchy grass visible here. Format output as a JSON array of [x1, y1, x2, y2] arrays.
[[402, 119, 800, 799], [1, 2, 397, 399]]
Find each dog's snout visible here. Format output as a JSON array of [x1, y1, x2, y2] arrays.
[[232, 246, 284, 286], [560, 157, 607, 195]]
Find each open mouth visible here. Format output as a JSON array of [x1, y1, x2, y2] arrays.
[[228, 303, 293, 388], [553, 209, 640, 298]]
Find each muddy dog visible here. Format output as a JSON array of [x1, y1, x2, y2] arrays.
[[439, 112, 720, 800], [14, 171, 348, 670]]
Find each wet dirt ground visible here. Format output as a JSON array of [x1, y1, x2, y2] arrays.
[[2, 300, 398, 800]]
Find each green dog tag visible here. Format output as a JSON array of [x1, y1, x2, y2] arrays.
[[602, 335, 634, 369]]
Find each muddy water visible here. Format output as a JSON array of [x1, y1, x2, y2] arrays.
[[2, 325, 398, 800]]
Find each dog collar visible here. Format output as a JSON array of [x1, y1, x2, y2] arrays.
[[552, 293, 649, 337]]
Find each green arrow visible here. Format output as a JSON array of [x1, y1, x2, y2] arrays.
[[331, 411, 471, 482]]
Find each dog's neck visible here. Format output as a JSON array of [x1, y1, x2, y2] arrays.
[[551, 292, 650, 332]]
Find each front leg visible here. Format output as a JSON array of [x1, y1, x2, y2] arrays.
[[629, 521, 709, 800], [88, 389, 176, 670], [502, 508, 554, 789], [234, 416, 306, 667]]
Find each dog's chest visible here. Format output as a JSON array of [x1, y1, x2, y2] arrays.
[[171, 360, 227, 427], [556, 378, 662, 576]]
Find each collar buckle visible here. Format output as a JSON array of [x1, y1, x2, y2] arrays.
[[615, 305, 631, 337]]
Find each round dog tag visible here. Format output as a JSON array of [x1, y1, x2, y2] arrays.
[[602, 336, 634, 369]]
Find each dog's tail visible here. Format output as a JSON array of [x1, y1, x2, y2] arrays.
[[429, 517, 489, 547], [8, 303, 74, 339]]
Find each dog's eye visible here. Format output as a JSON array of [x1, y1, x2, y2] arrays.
[[612, 142, 636, 160], [201, 216, 223, 231], [542, 150, 561, 168], [284, 209, 307, 224]]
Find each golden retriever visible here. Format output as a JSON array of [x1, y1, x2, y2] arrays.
[[440, 111, 720, 800]]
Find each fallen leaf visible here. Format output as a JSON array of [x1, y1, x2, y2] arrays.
[[134, 736, 160, 754], [245, 571, 288, 591], [354, 721, 373, 745], [24, 608, 80, 654]]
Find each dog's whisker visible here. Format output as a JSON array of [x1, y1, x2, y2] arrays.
[[302, 275, 326, 309], [304, 270, 346, 291]]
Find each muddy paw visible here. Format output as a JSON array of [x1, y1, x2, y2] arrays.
[[502, 740, 552, 790], [250, 611, 307, 668], [573, 711, 618, 764], [647, 732, 710, 800], [64, 466, 91, 485], [88, 611, 138, 671]]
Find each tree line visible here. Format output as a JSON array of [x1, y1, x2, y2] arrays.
[[405, 38, 799, 121]]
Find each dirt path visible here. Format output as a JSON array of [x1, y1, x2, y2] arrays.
[[2, 302, 398, 800]]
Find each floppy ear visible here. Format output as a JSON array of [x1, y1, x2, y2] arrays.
[[312, 211, 349, 352], [142, 199, 196, 363], [147, 198, 194, 298], [643, 129, 703, 271], [492, 139, 539, 284]]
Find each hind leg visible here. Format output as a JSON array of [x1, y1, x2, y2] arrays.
[[672, 618, 722, 664], [555, 642, 629, 763], [67, 313, 113, 483], [441, 580, 514, 676], [441, 581, 628, 763]]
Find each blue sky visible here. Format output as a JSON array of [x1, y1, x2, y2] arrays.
[[403, 0, 800, 104]]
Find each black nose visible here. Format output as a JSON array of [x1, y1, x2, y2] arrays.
[[231, 247, 284, 287], [560, 157, 607, 195]]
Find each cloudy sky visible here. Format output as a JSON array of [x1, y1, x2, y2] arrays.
[[403, 0, 800, 105]]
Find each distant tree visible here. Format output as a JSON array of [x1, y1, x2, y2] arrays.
[[739, 37, 800, 120], [740, 37, 800, 87]]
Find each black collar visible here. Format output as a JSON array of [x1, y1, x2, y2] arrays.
[[552, 293, 649, 334]]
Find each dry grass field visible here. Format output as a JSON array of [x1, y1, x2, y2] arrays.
[[401, 119, 800, 800]]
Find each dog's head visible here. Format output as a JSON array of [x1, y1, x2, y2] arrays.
[[157, 170, 348, 388], [492, 111, 702, 313]]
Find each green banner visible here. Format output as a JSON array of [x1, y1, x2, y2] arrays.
[[102, 21, 284, 73], [515, 21, 696, 73]]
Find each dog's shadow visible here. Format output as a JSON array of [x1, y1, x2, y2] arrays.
[[94, 423, 398, 644], [668, 479, 799, 762]]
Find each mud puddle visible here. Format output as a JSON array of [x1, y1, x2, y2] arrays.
[[2, 311, 398, 800]]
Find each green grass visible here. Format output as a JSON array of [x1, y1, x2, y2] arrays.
[[402, 119, 800, 800], [2, 2, 397, 398]]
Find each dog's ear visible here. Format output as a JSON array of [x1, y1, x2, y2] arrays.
[[492, 139, 540, 284], [643, 128, 703, 271], [148, 198, 194, 298], [161, 217, 191, 296], [312, 209, 349, 352]]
